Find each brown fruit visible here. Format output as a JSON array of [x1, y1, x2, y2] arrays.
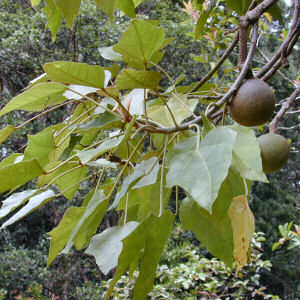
[[258, 134, 290, 173], [229, 78, 275, 126]]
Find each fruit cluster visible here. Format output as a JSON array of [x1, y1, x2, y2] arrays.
[[228, 78, 290, 173]]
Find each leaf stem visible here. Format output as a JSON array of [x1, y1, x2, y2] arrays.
[[159, 134, 169, 218]]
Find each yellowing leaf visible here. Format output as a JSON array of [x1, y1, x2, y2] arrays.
[[148, 94, 197, 127], [263, 12, 272, 22], [228, 195, 255, 271]]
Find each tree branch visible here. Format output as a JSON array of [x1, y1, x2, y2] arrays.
[[256, 0, 300, 78], [190, 32, 239, 92], [269, 87, 300, 134]]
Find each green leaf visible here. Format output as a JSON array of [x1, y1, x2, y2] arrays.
[[225, 0, 244, 15], [230, 125, 268, 182], [85, 221, 139, 274], [228, 195, 255, 271], [39, 163, 87, 200], [24, 130, 56, 167], [43, 0, 62, 41], [201, 112, 214, 138], [116, 69, 161, 90], [47, 207, 85, 266], [110, 157, 160, 209], [44, 61, 105, 88], [194, 11, 209, 39], [114, 19, 165, 69], [62, 189, 108, 253], [75, 136, 123, 164], [0, 159, 44, 193], [1, 190, 55, 229], [267, 3, 284, 25], [0, 154, 24, 169], [94, 0, 115, 20], [99, 46, 122, 61], [0, 190, 37, 219], [0, 126, 15, 145], [87, 158, 117, 168], [133, 211, 174, 300], [31, 0, 41, 5], [166, 127, 237, 212], [105, 213, 157, 299], [115, 0, 135, 18], [0, 83, 67, 117], [54, 0, 81, 29], [147, 94, 198, 127], [180, 168, 248, 266], [75, 111, 124, 134]]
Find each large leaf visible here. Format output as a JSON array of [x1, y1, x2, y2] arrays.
[[47, 207, 85, 266], [228, 195, 255, 271], [0, 159, 44, 193], [94, 0, 115, 20], [116, 69, 161, 90], [1, 190, 55, 229], [85, 221, 139, 274], [147, 94, 198, 127], [24, 130, 56, 167], [122, 89, 148, 116], [0, 126, 15, 145], [54, 0, 81, 29], [230, 125, 268, 182], [44, 61, 105, 88], [115, 0, 135, 18], [110, 157, 160, 209], [166, 127, 237, 212], [0, 83, 67, 117], [75, 111, 123, 134], [0, 190, 37, 219], [113, 19, 165, 69], [75, 136, 123, 164], [38, 162, 87, 200], [62, 189, 108, 253], [180, 168, 248, 266], [43, 0, 62, 41], [105, 213, 157, 299], [133, 211, 174, 300]]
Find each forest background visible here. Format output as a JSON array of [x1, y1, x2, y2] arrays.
[[0, 0, 299, 299]]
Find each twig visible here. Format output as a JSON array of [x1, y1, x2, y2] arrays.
[[256, 48, 297, 87], [190, 32, 239, 92], [256, 0, 300, 78], [269, 87, 300, 134]]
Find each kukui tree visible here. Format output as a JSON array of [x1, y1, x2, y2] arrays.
[[0, 0, 299, 299]]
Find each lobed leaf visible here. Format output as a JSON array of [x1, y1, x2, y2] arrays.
[[113, 19, 165, 69], [166, 127, 237, 213]]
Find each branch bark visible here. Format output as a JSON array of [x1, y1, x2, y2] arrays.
[[269, 87, 300, 134]]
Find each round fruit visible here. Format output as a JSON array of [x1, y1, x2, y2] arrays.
[[229, 78, 275, 126], [258, 134, 290, 173]]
